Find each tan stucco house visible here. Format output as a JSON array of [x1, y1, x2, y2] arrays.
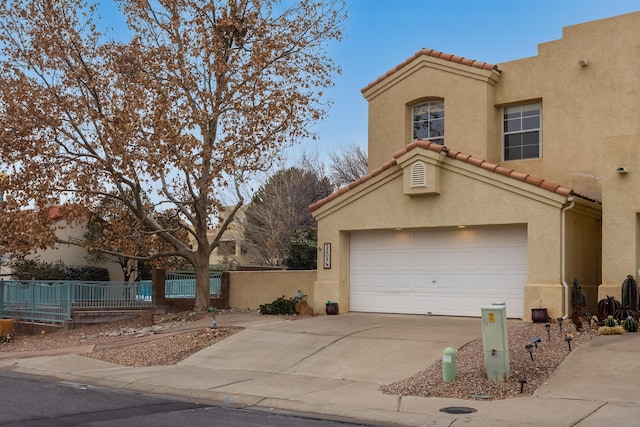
[[5, 206, 123, 281], [310, 12, 640, 321]]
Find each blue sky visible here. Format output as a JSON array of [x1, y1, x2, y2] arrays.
[[98, 1, 640, 163], [312, 0, 640, 160]]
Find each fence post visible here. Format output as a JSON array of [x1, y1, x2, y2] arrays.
[[152, 268, 166, 314], [221, 272, 230, 309], [30, 278, 36, 322]]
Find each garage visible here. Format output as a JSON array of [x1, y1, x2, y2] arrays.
[[349, 226, 527, 318]]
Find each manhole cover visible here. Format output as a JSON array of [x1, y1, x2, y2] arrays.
[[439, 407, 477, 414]]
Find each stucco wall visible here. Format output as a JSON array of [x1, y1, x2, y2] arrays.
[[599, 133, 640, 301], [318, 12, 631, 320], [564, 206, 602, 314], [228, 270, 316, 311], [364, 58, 499, 170], [26, 219, 123, 281], [493, 13, 640, 202], [364, 12, 640, 204], [313, 149, 577, 317]]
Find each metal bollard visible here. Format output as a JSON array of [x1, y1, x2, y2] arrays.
[[442, 347, 456, 382]]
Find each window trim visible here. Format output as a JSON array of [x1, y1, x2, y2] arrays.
[[412, 99, 445, 145], [502, 101, 541, 161]]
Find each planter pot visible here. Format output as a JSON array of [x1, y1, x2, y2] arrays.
[[325, 303, 339, 315], [531, 308, 548, 323]]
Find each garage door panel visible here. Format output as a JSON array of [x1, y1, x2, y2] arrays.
[[350, 227, 527, 318]]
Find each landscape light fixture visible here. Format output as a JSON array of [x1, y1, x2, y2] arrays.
[[525, 343, 534, 361], [557, 317, 564, 332], [530, 337, 542, 348], [519, 378, 527, 394], [565, 335, 573, 351], [545, 323, 551, 340]]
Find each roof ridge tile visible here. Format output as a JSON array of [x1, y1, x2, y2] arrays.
[[309, 142, 585, 213], [361, 49, 501, 93]]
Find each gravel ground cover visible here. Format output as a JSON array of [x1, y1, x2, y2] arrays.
[[1, 312, 598, 400], [0, 310, 247, 366], [381, 321, 597, 400]]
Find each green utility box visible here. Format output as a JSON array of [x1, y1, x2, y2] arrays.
[[481, 301, 510, 382]]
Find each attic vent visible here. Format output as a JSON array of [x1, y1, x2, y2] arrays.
[[411, 162, 427, 187]]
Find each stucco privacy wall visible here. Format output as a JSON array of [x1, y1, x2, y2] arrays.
[[599, 134, 640, 301], [312, 147, 601, 320], [228, 270, 316, 310]]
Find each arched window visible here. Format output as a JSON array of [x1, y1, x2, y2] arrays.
[[412, 100, 444, 145]]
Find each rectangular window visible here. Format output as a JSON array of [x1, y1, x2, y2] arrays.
[[217, 240, 236, 256], [413, 100, 444, 145], [503, 102, 540, 161]]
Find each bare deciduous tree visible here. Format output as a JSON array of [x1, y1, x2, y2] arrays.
[[243, 165, 332, 266], [328, 144, 368, 188], [0, 0, 345, 310]]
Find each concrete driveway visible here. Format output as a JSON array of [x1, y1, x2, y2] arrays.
[[182, 312, 501, 385]]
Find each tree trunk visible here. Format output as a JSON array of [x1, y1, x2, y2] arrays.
[[193, 257, 210, 311]]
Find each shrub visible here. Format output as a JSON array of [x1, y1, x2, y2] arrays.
[[62, 265, 110, 281], [259, 295, 297, 315], [284, 229, 317, 270], [9, 259, 65, 280], [9, 259, 110, 281]]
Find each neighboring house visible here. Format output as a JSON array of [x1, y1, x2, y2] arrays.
[[6, 206, 123, 281], [310, 12, 640, 320], [206, 205, 252, 267]]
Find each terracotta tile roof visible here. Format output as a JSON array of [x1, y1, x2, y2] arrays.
[[19, 204, 78, 222], [361, 48, 501, 94], [47, 205, 64, 221], [309, 141, 595, 212]]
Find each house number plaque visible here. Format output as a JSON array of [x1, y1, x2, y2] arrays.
[[323, 243, 331, 269]]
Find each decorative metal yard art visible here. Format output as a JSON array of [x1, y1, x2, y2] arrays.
[[597, 295, 621, 321], [584, 311, 592, 328], [571, 278, 586, 308], [622, 275, 638, 312]]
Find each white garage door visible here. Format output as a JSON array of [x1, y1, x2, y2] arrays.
[[349, 226, 527, 318]]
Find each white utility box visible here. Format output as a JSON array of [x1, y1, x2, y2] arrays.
[[481, 301, 510, 382]]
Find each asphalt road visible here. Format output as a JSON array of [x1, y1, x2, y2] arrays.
[[0, 372, 381, 427]]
